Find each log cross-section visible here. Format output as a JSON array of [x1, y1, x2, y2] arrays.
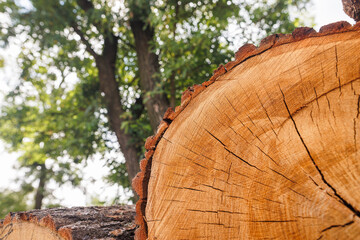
[[133, 21, 360, 240]]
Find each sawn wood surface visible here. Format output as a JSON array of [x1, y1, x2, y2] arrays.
[[133, 21, 360, 239]]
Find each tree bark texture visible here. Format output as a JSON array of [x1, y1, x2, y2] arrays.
[[74, 1, 141, 190], [0, 205, 135, 240], [342, 0, 360, 21], [130, 19, 170, 131], [34, 164, 47, 209], [132, 21, 360, 239], [96, 50, 140, 185]]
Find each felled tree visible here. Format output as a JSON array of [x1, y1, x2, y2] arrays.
[[133, 22, 360, 239], [0, 206, 135, 240]]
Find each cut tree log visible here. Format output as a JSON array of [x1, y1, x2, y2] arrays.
[[133, 21, 360, 239], [0, 205, 135, 240]]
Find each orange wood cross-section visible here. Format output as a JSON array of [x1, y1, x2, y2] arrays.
[[133, 21, 360, 240]]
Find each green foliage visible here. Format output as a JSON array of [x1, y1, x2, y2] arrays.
[[89, 195, 106, 206], [151, 0, 238, 101], [0, 189, 29, 218], [0, 178, 35, 217], [0, 0, 312, 206], [0, 25, 109, 206], [148, 0, 312, 105]]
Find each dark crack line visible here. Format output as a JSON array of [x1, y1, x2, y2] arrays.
[[226, 163, 232, 183], [294, 215, 317, 219], [335, 45, 342, 94], [354, 119, 358, 150], [146, 219, 162, 222], [269, 168, 296, 183], [288, 188, 311, 201], [247, 220, 297, 223], [224, 95, 265, 144], [162, 137, 173, 143], [168, 185, 205, 192], [176, 153, 208, 169], [0, 223, 13, 240], [212, 99, 233, 124], [211, 103, 240, 146], [321, 219, 354, 233], [213, 167, 229, 175], [186, 209, 218, 213], [256, 92, 275, 127], [357, 95, 360, 118], [308, 176, 322, 189], [227, 195, 248, 200], [280, 88, 360, 218], [264, 198, 283, 204], [233, 171, 273, 188], [224, 147, 264, 172], [205, 129, 226, 146], [201, 184, 224, 192], [221, 30, 353, 74], [163, 199, 185, 203], [314, 87, 320, 108], [310, 109, 315, 123], [279, 78, 360, 129], [217, 210, 246, 215], [247, 114, 265, 144], [253, 180, 273, 188], [198, 222, 224, 226], [255, 145, 280, 166], [325, 95, 331, 110], [206, 129, 265, 172]]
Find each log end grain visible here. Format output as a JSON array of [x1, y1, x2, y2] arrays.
[[133, 21, 360, 240]]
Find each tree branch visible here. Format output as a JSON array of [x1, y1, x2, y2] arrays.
[[71, 24, 99, 59], [76, 0, 135, 52], [76, 0, 94, 12]]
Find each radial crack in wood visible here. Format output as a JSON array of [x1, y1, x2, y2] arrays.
[[141, 27, 360, 239]]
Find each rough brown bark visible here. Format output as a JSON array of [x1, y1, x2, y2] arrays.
[[133, 21, 360, 239], [169, 72, 176, 109], [130, 16, 169, 131], [75, 0, 169, 193], [95, 36, 140, 185], [343, 0, 360, 21], [34, 164, 46, 209], [0, 205, 135, 240], [73, 2, 140, 190]]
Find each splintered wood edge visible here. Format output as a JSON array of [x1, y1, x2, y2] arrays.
[[132, 21, 360, 239], [0, 213, 72, 240]]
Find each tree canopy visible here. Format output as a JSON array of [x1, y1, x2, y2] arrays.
[[0, 0, 311, 207]]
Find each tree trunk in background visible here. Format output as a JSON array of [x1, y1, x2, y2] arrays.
[[170, 72, 176, 109], [134, 23, 360, 239], [34, 164, 46, 209], [130, 19, 169, 131], [0, 205, 135, 240], [96, 35, 140, 187], [75, 0, 141, 194]]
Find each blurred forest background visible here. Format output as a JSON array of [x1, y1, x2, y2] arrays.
[[0, 0, 338, 218]]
